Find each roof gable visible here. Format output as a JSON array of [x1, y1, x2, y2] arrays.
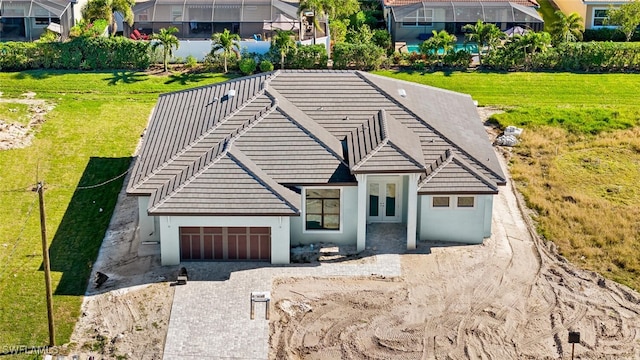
[[419, 149, 499, 194], [149, 145, 300, 216], [347, 109, 425, 173]]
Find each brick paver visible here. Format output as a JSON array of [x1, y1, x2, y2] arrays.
[[163, 224, 407, 359]]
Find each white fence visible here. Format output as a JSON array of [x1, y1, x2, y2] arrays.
[[167, 36, 330, 62]]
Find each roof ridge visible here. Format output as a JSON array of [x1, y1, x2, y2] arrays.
[[356, 71, 504, 184], [419, 150, 498, 192], [148, 99, 280, 210], [149, 141, 228, 212], [227, 147, 300, 213], [265, 87, 346, 164], [421, 149, 453, 185], [130, 86, 271, 192]]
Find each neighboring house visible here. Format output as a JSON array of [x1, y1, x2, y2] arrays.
[[0, 0, 80, 41], [382, 0, 544, 44], [582, 0, 631, 29], [127, 0, 309, 40], [127, 70, 506, 266]]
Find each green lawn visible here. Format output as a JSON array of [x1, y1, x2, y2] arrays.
[[377, 70, 640, 290], [2, 69, 640, 354], [0, 70, 230, 353]]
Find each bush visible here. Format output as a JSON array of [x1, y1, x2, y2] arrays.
[[238, 57, 257, 75], [259, 60, 274, 72], [583, 28, 640, 42], [0, 37, 150, 71], [332, 42, 385, 70], [288, 45, 328, 69]]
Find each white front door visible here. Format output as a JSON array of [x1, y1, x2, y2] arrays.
[[367, 178, 401, 223]]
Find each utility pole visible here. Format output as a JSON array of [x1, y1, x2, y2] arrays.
[[37, 181, 55, 346]]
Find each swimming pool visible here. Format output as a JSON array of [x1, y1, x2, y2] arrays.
[[406, 43, 479, 54]]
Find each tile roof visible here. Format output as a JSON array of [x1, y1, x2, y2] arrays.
[[128, 70, 505, 216], [382, 0, 540, 8], [347, 109, 425, 173]]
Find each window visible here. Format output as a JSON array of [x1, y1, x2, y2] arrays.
[[457, 196, 475, 208], [593, 9, 608, 27], [402, 8, 433, 27], [305, 188, 340, 231], [35, 17, 52, 26], [432, 196, 450, 208]]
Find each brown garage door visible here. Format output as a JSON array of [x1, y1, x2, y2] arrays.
[[179, 226, 271, 261]]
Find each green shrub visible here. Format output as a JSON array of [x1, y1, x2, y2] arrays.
[[332, 42, 385, 70], [0, 37, 150, 71], [238, 57, 257, 75], [184, 55, 198, 69], [289, 45, 328, 69], [259, 60, 274, 72]]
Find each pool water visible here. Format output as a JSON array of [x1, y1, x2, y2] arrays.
[[406, 43, 478, 54]]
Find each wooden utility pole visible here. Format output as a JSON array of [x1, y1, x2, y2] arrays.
[[37, 181, 55, 346]]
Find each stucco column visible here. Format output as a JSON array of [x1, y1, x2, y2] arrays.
[[137, 196, 159, 243], [407, 173, 418, 250], [159, 216, 180, 266], [356, 174, 367, 251], [271, 217, 291, 265]]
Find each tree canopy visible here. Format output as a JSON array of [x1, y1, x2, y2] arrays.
[[550, 11, 584, 44], [462, 20, 504, 66], [151, 27, 179, 72], [81, 0, 135, 36], [606, 0, 640, 41], [211, 29, 240, 73]]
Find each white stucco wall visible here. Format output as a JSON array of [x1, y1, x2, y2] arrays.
[[290, 186, 358, 246], [158, 215, 291, 265], [137, 196, 159, 243], [419, 194, 494, 244], [167, 40, 272, 61]]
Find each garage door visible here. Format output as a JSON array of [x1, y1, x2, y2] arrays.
[[179, 226, 271, 261]]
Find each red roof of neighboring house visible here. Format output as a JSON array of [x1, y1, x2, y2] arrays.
[[383, 0, 540, 8]]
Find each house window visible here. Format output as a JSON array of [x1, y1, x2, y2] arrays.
[[432, 196, 450, 207], [305, 188, 341, 231], [593, 9, 608, 27], [457, 196, 475, 208], [402, 8, 433, 27], [35, 17, 52, 26]]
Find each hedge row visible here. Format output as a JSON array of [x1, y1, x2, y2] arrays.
[[0, 37, 151, 71], [484, 41, 640, 72]]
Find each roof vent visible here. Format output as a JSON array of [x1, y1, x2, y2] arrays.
[[398, 89, 407, 97], [228, 89, 236, 98]]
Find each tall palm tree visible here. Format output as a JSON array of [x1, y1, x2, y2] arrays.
[[272, 30, 296, 69], [551, 11, 584, 44], [211, 29, 241, 73], [151, 27, 179, 72], [81, 0, 135, 36], [462, 20, 504, 66]]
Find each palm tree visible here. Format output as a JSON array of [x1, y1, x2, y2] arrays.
[[211, 29, 241, 73], [272, 30, 296, 69], [419, 30, 456, 64], [81, 0, 135, 36], [151, 27, 179, 72], [550, 11, 584, 44], [462, 20, 504, 66]]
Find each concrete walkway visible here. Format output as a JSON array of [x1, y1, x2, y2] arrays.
[[163, 224, 408, 359]]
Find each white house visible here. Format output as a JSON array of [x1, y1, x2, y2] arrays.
[[126, 70, 506, 265]]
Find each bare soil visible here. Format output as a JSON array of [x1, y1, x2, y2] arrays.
[[0, 92, 53, 150], [66, 107, 640, 359]]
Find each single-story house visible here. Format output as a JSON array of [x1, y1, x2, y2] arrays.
[[0, 0, 78, 41], [126, 0, 322, 40], [582, 0, 632, 29], [127, 70, 506, 265], [381, 0, 544, 45]]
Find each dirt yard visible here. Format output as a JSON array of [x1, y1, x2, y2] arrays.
[[34, 107, 640, 359], [268, 111, 640, 359]]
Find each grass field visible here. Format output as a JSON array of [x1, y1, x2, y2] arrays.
[[377, 70, 640, 290], [0, 70, 229, 354], [1, 69, 640, 354]]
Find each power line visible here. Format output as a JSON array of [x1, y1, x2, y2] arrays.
[[0, 186, 33, 193], [75, 169, 130, 190]]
